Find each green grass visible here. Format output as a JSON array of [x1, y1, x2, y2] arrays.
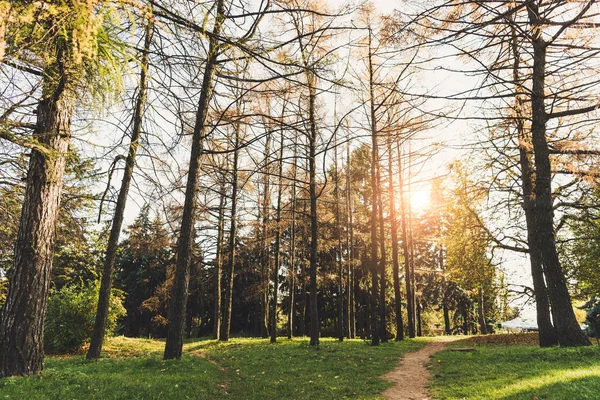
[[0, 336, 424, 399], [430, 342, 600, 400]]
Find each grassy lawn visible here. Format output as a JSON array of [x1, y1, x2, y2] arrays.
[[0, 336, 424, 400], [430, 337, 600, 400]]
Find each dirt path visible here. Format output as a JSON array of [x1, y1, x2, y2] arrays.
[[381, 337, 461, 400]]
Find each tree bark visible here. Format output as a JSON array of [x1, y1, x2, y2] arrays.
[[163, 0, 226, 360], [367, 27, 380, 346], [87, 18, 154, 360], [478, 288, 487, 335], [527, 4, 590, 347], [509, 20, 558, 347], [308, 75, 320, 346], [287, 137, 298, 340], [387, 140, 404, 340], [270, 124, 285, 343], [213, 184, 226, 340], [347, 144, 356, 338], [219, 122, 239, 342], [260, 127, 272, 339], [0, 43, 74, 377], [397, 140, 415, 338]]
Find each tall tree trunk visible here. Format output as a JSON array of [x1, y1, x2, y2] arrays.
[[271, 125, 285, 343], [347, 144, 356, 338], [367, 27, 380, 346], [397, 140, 415, 338], [87, 18, 154, 360], [220, 122, 240, 342], [307, 76, 320, 346], [260, 127, 272, 339], [509, 21, 558, 347], [387, 140, 404, 340], [213, 184, 226, 339], [287, 138, 298, 340], [527, 4, 590, 347], [0, 48, 74, 377], [334, 130, 344, 342], [164, 0, 226, 360]]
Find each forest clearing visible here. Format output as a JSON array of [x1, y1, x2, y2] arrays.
[[2, 0, 600, 398], [2, 335, 600, 399]]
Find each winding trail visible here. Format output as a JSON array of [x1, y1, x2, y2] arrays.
[[382, 337, 461, 400]]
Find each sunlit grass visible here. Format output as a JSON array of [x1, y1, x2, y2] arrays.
[[430, 342, 600, 400], [0, 336, 424, 400]]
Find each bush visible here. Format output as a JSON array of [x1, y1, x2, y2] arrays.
[[44, 281, 126, 353], [585, 300, 600, 339]]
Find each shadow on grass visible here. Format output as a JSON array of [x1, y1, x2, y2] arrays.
[[430, 344, 600, 400]]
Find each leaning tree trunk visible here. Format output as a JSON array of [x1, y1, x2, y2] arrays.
[[87, 18, 154, 360], [0, 45, 74, 377], [509, 21, 558, 347], [527, 5, 590, 347], [163, 0, 226, 360]]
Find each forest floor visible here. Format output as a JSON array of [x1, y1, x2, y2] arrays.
[[2, 334, 599, 399], [0, 336, 425, 399]]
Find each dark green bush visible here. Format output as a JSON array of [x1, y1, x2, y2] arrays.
[[44, 281, 126, 353]]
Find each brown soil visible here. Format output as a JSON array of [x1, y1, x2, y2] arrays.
[[381, 337, 461, 400]]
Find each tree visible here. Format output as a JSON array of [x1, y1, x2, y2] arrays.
[[0, 1, 126, 377], [87, 14, 154, 359]]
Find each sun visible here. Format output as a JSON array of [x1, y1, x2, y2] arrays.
[[410, 189, 431, 211]]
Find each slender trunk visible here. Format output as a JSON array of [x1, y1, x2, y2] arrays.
[[509, 21, 558, 347], [334, 131, 344, 342], [308, 77, 319, 346], [287, 139, 298, 340], [387, 140, 404, 340], [164, 0, 226, 360], [407, 143, 417, 335], [212, 184, 226, 339], [0, 43, 74, 377], [416, 297, 422, 337], [271, 125, 285, 343], [219, 123, 239, 342], [478, 288, 487, 335], [346, 143, 356, 338], [260, 128, 272, 339], [87, 19, 154, 360], [397, 141, 415, 338], [443, 301, 451, 335], [527, 5, 590, 347], [377, 165, 387, 342], [368, 27, 380, 346]]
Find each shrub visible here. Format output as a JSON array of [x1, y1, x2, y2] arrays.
[[585, 300, 600, 339], [44, 281, 126, 353]]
